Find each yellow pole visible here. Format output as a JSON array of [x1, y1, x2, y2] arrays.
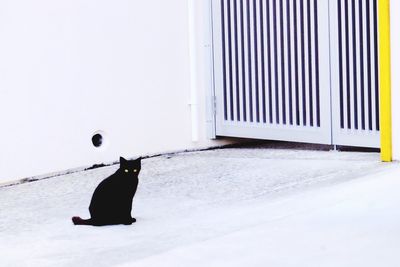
[[379, 0, 392, 162]]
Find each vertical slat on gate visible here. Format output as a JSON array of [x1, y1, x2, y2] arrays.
[[370, 0, 378, 132], [284, 0, 291, 126], [343, 0, 349, 130], [239, 0, 247, 122], [287, 0, 294, 125], [271, 0, 276, 123], [298, 0, 305, 126], [302, 0, 308, 126], [337, 0, 344, 129], [253, 0, 259, 123], [241, 0, 251, 122], [344, 0, 349, 129], [367, 0, 373, 131], [311, 0, 318, 128], [221, 0, 228, 121], [305, 0, 310, 127], [373, 0, 380, 131], [351, 0, 359, 130], [255, 0, 261, 123], [277, 0, 281, 125], [355, 0, 362, 131], [227, 0, 234, 121], [260, 0, 266, 124], [231, 0, 239, 122], [347, 0, 354, 130], [273, 0, 280, 124], [254, 0, 260, 122], [362, 0, 368, 131], [293, 0, 300, 126], [249, 0, 256, 123], [246, 0, 254, 123], [359, 0, 366, 130], [238, 0, 244, 123], [266, 0, 273, 124], [306, 0, 314, 126], [227, 0, 233, 122], [280, 0, 287, 125], [259, 0, 266, 123], [314, 0, 321, 127]]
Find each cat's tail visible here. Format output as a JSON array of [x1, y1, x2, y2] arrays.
[[72, 216, 93, 226]]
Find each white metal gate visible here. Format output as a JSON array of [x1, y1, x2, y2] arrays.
[[211, 0, 380, 148]]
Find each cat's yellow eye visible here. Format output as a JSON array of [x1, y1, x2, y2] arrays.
[[133, 169, 137, 173], [124, 169, 129, 173]]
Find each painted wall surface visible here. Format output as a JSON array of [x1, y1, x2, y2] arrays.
[[0, 0, 233, 183], [391, 0, 400, 161]]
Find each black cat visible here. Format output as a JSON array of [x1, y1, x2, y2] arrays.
[[72, 157, 141, 226]]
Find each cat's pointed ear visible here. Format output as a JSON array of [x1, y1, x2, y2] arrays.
[[120, 157, 128, 165], [135, 156, 142, 162]]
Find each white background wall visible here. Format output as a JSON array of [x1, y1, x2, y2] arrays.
[[0, 0, 233, 183], [391, 0, 400, 161], [3, 0, 397, 183]]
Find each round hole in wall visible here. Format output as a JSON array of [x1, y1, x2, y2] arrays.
[[91, 130, 109, 150], [92, 133, 103, 148]]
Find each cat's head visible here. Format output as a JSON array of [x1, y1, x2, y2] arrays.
[[119, 156, 141, 176]]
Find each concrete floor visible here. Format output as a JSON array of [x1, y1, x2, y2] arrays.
[[0, 143, 396, 267]]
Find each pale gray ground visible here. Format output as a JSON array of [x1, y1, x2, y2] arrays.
[[0, 143, 396, 266]]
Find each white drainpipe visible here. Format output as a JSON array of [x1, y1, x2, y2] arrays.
[[188, 0, 199, 142]]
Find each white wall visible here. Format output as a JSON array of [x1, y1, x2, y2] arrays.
[[391, 0, 400, 161], [0, 0, 233, 183]]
